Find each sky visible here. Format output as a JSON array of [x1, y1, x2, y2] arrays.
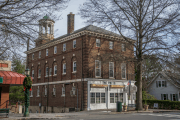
[[54, 0, 87, 38]]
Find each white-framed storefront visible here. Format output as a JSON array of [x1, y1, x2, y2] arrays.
[[86, 78, 137, 110]]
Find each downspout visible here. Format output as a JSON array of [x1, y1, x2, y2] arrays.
[[81, 33, 84, 111]]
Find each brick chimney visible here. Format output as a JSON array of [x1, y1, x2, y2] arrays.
[[67, 12, 75, 34]]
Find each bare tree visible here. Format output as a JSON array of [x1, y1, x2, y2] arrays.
[[79, 0, 180, 110], [0, 0, 70, 60]]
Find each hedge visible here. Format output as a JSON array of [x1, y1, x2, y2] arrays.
[[140, 100, 180, 109]]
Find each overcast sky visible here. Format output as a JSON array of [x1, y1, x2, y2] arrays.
[[54, 0, 86, 38]]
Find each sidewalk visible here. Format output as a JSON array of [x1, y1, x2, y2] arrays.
[[1, 108, 180, 120]]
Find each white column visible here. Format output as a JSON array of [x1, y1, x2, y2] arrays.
[[124, 92, 128, 105], [52, 24, 54, 35]]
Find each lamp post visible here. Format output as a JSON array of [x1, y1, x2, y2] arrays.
[[23, 68, 31, 117]]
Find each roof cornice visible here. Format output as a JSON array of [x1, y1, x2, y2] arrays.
[[25, 30, 133, 54]]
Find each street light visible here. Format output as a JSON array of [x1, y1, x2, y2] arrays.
[[23, 67, 31, 117]]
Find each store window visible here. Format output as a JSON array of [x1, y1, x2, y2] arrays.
[[101, 93, 105, 103], [96, 93, 100, 103], [110, 93, 114, 103], [91, 93, 95, 103]]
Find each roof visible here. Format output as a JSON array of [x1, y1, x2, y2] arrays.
[[38, 25, 124, 47], [0, 71, 32, 84], [147, 71, 180, 89]]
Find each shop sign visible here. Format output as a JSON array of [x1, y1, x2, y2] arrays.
[[91, 84, 108, 88], [110, 85, 125, 88]]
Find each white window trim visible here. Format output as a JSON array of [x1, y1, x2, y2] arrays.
[[38, 69, 41, 78], [96, 39, 100, 47], [122, 43, 125, 52], [61, 87, 65, 97], [95, 60, 101, 78], [45, 67, 48, 77], [54, 46, 57, 54], [53, 87, 56, 96], [73, 61, 77, 72], [109, 41, 113, 49], [54, 65, 57, 75], [30, 89, 33, 97], [37, 86, 40, 97], [39, 51, 41, 58], [109, 62, 114, 78], [49, 68, 52, 76], [63, 43, 66, 51], [32, 70, 34, 79], [32, 54, 34, 60], [73, 40, 76, 48], [63, 63, 66, 74], [46, 49, 48, 56], [121, 63, 126, 79]]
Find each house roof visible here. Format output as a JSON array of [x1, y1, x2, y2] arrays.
[[147, 71, 180, 89]]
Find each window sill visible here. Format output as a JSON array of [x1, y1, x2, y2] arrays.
[[30, 96, 33, 97], [45, 76, 48, 78], [72, 71, 77, 74], [109, 77, 115, 79], [53, 74, 57, 76], [61, 95, 65, 97], [122, 78, 126, 80], [36, 95, 40, 97], [62, 73, 66, 75], [95, 76, 102, 78], [38, 77, 41, 79]]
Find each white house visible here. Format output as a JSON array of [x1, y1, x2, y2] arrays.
[[147, 71, 180, 101]]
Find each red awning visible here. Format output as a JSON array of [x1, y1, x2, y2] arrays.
[[0, 71, 32, 85]]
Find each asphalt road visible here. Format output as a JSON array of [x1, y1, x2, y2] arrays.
[[28, 112, 180, 120]]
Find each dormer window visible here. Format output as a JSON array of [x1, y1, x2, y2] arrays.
[[54, 46, 57, 54], [39, 51, 41, 58], [96, 39, 100, 47], [73, 40, 76, 48], [46, 49, 48, 56], [63, 43, 66, 51]]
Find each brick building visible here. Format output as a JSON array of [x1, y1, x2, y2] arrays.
[[25, 12, 137, 113]]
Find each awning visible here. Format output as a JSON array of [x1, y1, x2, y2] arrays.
[[0, 71, 31, 84]]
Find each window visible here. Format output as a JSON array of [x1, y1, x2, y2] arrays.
[[170, 94, 178, 101], [37, 87, 40, 97], [90, 93, 95, 103], [63, 43, 66, 51], [49, 68, 52, 76], [109, 41, 113, 49], [46, 49, 48, 56], [162, 81, 165, 87], [32, 70, 34, 79], [96, 93, 100, 103], [121, 43, 125, 51], [73, 61, 77, 72], [95, 60, 101, 77], [46, 67, 48, 76], [108, 82, 112, 85], [53, 87, 56, 96], [72, 86, 76, 95], [101, 93, 105, 103], [103, 81, 107, 84], [54, 46, 57, 54], [39, 51, 41, 58], [161, 94, 168, 100], [62, 87, 65, 96], [120, 93, 123, 102], [30, 88, 33, 97], [121, 63, 126, 79], [109, 62, 114, 78], [73, 40, 76, 48], [38, 69, 41, 78], [110, 93, 114, 103], [96, 39, 100, 47], [32, 54, 34, 60], [54, 65, 57, 75], [45, 86, 47, 96], [63, 63, 66, 74], [115, 93, 118, 103], [159, 81, 161, 87]]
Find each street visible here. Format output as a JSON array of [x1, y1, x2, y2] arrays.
[[6, 112, 180, 120]]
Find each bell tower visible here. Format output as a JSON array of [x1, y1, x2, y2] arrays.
[[35, 15, 55, 47]]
